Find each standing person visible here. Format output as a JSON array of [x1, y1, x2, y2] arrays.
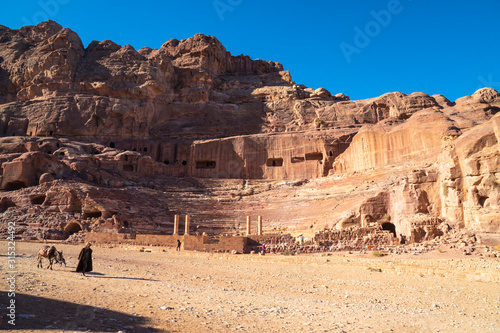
[[176, 239, 181, 251], [298, 234, 305, 245], [262, 243, 266, 256], [76, 242, 93, 276]]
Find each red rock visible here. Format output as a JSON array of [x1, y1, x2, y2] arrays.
[[0, 21, 499, 245]]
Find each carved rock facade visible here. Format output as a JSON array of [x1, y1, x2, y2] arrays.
[[0, 22, 499, 246]]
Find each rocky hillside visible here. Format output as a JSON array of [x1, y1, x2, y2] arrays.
[[0, 21, 499, 246]]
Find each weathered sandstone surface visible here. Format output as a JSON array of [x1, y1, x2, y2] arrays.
[[0, 21, 499, 247]]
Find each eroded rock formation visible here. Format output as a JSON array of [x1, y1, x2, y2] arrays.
[[0, 21, 499, 247]]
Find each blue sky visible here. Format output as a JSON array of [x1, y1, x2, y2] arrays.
[[2, 0, 500, 101]]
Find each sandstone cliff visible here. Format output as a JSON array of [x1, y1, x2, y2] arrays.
[[0, 21, 499, 247]]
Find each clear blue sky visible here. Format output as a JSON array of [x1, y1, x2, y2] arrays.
[[2, 0, 499, 101]]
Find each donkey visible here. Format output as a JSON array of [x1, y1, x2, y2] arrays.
[[37, 245, 66, 270]]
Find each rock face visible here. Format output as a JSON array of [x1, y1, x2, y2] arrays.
[[0, 21, 499, 246]]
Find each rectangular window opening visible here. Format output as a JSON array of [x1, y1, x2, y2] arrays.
[[266, 158, 283, 167], [196, 161, 216, 169], [291, 156, 305, 163], [305, 152, 323, 160]]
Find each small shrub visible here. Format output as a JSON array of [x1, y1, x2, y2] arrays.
[[282, 249, 296, 256], [442, 183, 449, 196], [41, 123, 53, 131], [367, 267, 382, 272], [485, 175, 500, 188], [372, 250, 384, 257]]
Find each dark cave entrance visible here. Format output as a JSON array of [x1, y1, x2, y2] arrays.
[[83, 211, 102, 220], [64, 222, 82, 236], [196, 161, 216, 169], [0, 198, 16, 211], [305, 152, 323, 160], [478, 196, 488, 207], [381, 222, 397, 237], [4, 181, 26, 191], [30, 194, 46, 205], [123, 164, 134, 172], [266, 158, 283, 167]]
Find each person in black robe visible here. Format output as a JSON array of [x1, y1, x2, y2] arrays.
[[76, 242, 93, 276]]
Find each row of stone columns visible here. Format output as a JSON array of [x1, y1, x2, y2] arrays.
[[246, 216, 263, 236], [173, 215, 263, 236], [173, 215, 190, 235]]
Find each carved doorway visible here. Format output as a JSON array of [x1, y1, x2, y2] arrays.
[[381, 222, 396, 237]]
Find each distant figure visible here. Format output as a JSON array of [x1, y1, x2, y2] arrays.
[[262, 243, 266, 256], [176, 239, 181, 251], [298, 234, 305, 245], [400, 234, 406, 245], [42, 232, 47, 242], [76, 242, 93, 276]]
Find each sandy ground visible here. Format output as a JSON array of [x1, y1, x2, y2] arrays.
[[1, 240, 499, 333]]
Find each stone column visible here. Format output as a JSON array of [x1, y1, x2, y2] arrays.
[[246, 216, 251, 236], [185, 215, 190, 235], [173, 215, 179, 235], [257, 216, 262, 235]]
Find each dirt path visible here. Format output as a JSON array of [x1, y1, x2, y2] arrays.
[[1, 240, 499, 332]]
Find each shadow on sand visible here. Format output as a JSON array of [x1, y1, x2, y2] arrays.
[[69, 271, 159, 281], [0, 293, 160, 332]]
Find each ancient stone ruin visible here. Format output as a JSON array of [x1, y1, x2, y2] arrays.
[[0, 21, 499, 254]]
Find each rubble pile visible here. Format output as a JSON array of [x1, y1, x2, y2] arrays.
[[253, 223, 500, 257], [64, 231, 86, 243], [313, 227, 396, 249], [0, 205, 73, 240]]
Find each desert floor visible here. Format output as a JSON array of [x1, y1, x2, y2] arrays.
[[1, 240, 499, 333]]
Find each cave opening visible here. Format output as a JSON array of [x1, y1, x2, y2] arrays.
[[196, 161, 216, 169], [64, 222, 82, 236], [123, 164, 134, 172], [266, 158, 283, 167], [381, 222, 397, 237], [83, 211, 102, 219], [305, 152, 323, 160], [30, 194, 46, 205], [0, 198, 16, 211], [4, 181, 26, 191]]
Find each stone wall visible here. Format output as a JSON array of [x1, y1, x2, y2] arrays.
[[184, 235, 247, 253], [85, 232, 136, 244], [85, 232, 248, 253]]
